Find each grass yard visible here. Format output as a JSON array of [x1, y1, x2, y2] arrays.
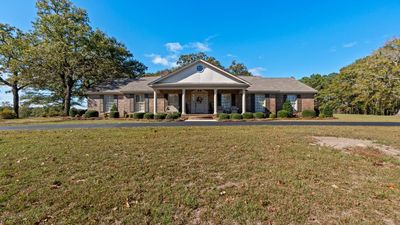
[[334, 113, 400, 122], [1, 126, 400, 224]]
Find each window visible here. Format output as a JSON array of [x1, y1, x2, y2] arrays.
[[168, 94, 179, 112], [287, 95, 298, 111], [104, 95, 115, 112], [255, 94, 265, 112], [221, 94, 231, 110], [135, 94, 145, 112]]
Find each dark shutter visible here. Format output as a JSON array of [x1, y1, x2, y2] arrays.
[[144, 94, 149, 112], [217, 94, 221, 106], [231, 94, 236, 106], [297, 94, 302, 112], [178, 94, 182, 111], [164, 94, 168, 100], [283, 94, 287, 102], [251, 94, 255, 112]]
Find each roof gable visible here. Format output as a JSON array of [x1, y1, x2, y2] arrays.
[[149, 60, 250, 86]]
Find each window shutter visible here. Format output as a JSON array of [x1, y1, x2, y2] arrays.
[[217, 94, 221, 106], [144, 94, 149, 112], [130, 94, 135, 112], [251, 94, 255, 112], [283, 94, 287, 102], [113, 95, 118, 108], [231, 94, 236, 106], [297, 94, 302, 112], [178, 94, 182, 111], [99, 95, 104, 113]]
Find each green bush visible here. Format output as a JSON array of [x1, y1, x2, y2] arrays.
[[77, 109, 86, 117], [277, 110, 289, 118], [144, 113, 154, 119], [154, 113, 167, 120], [269, 113, 277, 118], [166, 112, 181, 120], [321, 105, 333, 117], [84, 110, 99, 118], [230, 113, 243, 120], [218, 113, 230, 120], [0, 108, 17, 119], [69, 107, 78, 117], [253, 112, 265, 119], [242, 112, 254, 119], [110, 103, 118, 112], [319, 113, 326, 118], [132, 112, 145, 119], [109, 111, 119, 118], [301, 109, 316, 118], [282, 100, 294, 117]]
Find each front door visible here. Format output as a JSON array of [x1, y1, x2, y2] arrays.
[[191, 90, 208, 114]]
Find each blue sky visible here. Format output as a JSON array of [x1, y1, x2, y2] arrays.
[[1, 0, 400, 103]]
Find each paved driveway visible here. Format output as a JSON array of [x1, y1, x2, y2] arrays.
[[0, 121, 399, 131]]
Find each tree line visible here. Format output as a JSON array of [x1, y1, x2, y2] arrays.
[[300, 39, 400, 115]]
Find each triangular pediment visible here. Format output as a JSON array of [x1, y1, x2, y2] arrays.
[[149, 60, 250, 86]]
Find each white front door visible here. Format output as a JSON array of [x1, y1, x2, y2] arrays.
[[191, 91, 208, 114]]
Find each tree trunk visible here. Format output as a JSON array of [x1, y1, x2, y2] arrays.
[[63, 77, 74, 116], [11, 84, 19, 119]]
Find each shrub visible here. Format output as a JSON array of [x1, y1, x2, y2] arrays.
[[242, 112, 254, 119], [319, 113, 326, 118], [277, 110, 289, 118], [230, 113, 243, 120], [269, 113, 277, 118], [154, 113, 167, 120], [84, 110, 99, 118], [301, 109, 316, 118], [77, 109, 87, 117], [282, 100, 294, 117], [109, 111, 119, 118], [69, 108, 78, 117], [218, 113, 230, 120], [132, 112, 145, 119], [143, 113, 154, 119], [0, 108, 17, 119], [321, 105, 333, 117], [253, 112, 265, 119], [166, 112, 181, 120], [110, 103, 118, 112]]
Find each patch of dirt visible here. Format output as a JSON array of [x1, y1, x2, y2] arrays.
[[312, 136, 400, 159]]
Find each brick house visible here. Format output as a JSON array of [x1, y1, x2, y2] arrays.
[[87, 60, 317, 116]]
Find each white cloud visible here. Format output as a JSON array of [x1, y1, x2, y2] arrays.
[[191, 42, 211, 52], [226, 53, 237, 58], [165, 42, 183, 52], [249, 67, 266, 76], [343, 41, 357, 48], [146, 54, 177, 68]]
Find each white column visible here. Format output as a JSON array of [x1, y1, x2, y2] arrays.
[[182, 89, 186, 115], [213, 89, 218, 114], [153, 90, 157, 114], [242, 89, 246, 114]]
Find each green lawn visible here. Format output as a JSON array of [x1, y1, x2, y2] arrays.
[[334, 113, 400, 122], [1, 126, 400, 224]]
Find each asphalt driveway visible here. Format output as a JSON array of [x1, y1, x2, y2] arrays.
[[0, 120, 399, 131]]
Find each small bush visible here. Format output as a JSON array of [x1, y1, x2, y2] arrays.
[[242, 112, 254, 119], [77, 109, 86, 116], [282, 100, 294, 117], [110, 103, 118, 112], [84, 110, 99, 118], [321, 105, 333, 117], [218, 113, 230, 120], [301, 109, 316, 118], [0, 108, 17, 119], [230, 113, 243, 120], [277, 110, 289, 118], [109, 111, 119, 118], [253, 112, 265, 119], [132, 112, 145, 119], [143, 113, 154, 119], [319, 113, 326, 118], [154, 113, 167, 120], [269, 113, 277, 118], [69, 108, 78, 117], [166, 112, 181, 120]]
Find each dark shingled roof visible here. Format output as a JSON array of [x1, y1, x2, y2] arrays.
[[87, 75, 316, 94]]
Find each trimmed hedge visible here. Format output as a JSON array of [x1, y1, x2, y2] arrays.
[[230, 113, 243, 120], [69, 107, 78, 117], [84, 110, 99, 118], [269, 113, 277, 118], [242, 112, 254, 119], [277, 110, 289, 118], [253, 112, 265, 119], [132, 112, 145, 119], [218, 113, 230, 120], [321, 105, 333, 117], [0, 108, 17, 119], [301, 109, 316, 118], [77, 109, 86, 116], [109, 111, 119, 118], [154, 113, 167, 120], [144, 113, 154, 119], [166, 112, 181, 120]]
